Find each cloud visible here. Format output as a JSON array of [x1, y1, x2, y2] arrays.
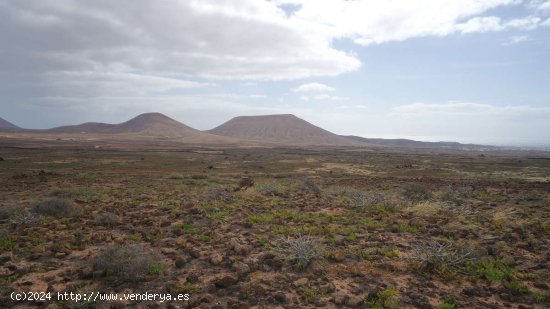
[[299, 94, 345, 101], [0, 0, 361, 82], [392, 102, 550, 117], [532, 0, 550, 11], [502, 35, 530, 45], [292, 82, 335, 92], [277, 0, 530, 45], [454, 15, 542, 33]]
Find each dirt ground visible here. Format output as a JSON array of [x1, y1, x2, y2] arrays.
[[1, 144, 549, 308]]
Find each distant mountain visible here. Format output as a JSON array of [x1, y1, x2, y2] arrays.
[[47, 112, 196, 137], [207, 114, 364, 146], [1, 112, 499, 149], [345, 136, 494, 150], [44, 112, 241, 144], [0, 117, 20, 130]]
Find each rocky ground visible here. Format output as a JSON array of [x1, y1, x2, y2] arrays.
[[0, 147, 549, 308]]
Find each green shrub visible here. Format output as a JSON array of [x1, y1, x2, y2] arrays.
[[191, 174, 207, 180], [32, 198, 80, 218], [94, 212, 122, 227], [93, 243, 163, 283], [302, 179, 321, 196], [401, 183, 431, 201], [0, 230, 16, 253], [0, 205, 24, 220], [255, 181, 283, 196], [365, 288, 399, 309], [167, 172, 184, 180], [439, 186, 473, 203], [408, 240, 476, 274], [468, 258, 514, 281], [204, 189, 234, 203], [276, 234, 322, 270]]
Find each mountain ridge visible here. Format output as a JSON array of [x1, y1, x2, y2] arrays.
[[1, 113, 497, 149], [0, 117, 20, 130], [46, 112, 196, 137], [207, 114, 364, 146]]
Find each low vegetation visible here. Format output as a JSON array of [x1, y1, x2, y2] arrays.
[[276, 234, 322, 270], [1, 147, 548, 308], [32, 198, 80, 218], [92, 243, 164, 283]]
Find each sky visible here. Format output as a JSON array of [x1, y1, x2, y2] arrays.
[[1, 0, 549, 147]]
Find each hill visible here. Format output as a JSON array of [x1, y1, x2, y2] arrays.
[[346, 136, 494, 150], [0, 117, 20, 130], [46, 112, 197, 137], [37, 112, 242, 145], [207, 114, 364, 146]]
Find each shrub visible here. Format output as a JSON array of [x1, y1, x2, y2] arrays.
[[10, 212, 42, 226], [468, 258, 515, 281], [0, 205, 24, 220], [191, 174, 207, 180], [276, 234, 322, 270], [439, 186, 473, 203], [302, 179, 321, 196], [408, 201, 476, 218], [93, 243, 163, 283], [0, 229, 16, 253], [94, 212, 122, 227], [32, 198, 80, 218], [408, 240, 476, 274], [167, 172, 184, 180], [365, 288, 400, 309], [401, 183, 431, 201], [255, 181, 282, 196], [325, 186, 350, 196], [204, 189, 234, 203], [235, 176, 254, 191]]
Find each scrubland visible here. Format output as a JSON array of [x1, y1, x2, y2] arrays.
[[0, 147, 549, 308]]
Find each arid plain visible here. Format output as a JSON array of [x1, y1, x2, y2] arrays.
[[1, 113, 549, 308]]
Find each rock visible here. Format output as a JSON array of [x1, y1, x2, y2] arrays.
[[329, 251, 346, 262], [214, 273, 239, 288], [534, 281, 549, 290], [348, 295, 364, 307], [161, 247, 177, 256], [187, 248, 201, 258], [187, 273, 199, 283], [229, 239, 251, 255], [228, 299, 249, 309], [55, 252, 67, 258], [293, 278, 308, 286], [462, 288, 479, 296], [500, 254, 515, 266], [333, 292, 349, 306], [175, 238, 187, 248], [0, 254, 12, 264], [0, 267, 14, 277], [210, 253, 223, 265], [334, 235, 345, 245], [78, 266, 94, 279], [175, 257, 186, 269], [320, 283, 336, 294], [234, 262, 251, 276], [273, 292, 287, 303], [199, 294, 214, 303]]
